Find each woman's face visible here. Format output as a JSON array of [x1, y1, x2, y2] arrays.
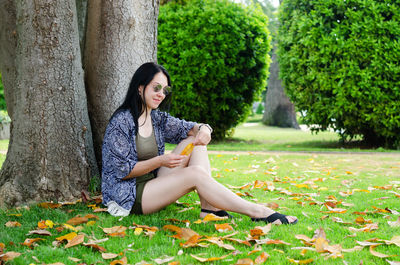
[[140, 72, 169, 110]]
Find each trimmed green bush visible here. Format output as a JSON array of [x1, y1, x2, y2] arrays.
[[158, 0, 271, 139], [278, 0, 400, 148]]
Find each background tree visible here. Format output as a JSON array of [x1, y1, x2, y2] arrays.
[[263, 47, 299, 128], [250, 0, 299, 128], [0, 0, 159, 207], [278, 0, 400, 148], [158, 0, 271, 139]]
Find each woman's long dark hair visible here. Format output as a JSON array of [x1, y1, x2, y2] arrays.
[[114, 62, 171, 135]]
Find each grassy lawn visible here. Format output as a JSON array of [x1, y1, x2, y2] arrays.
[[1, 152, 399, 264], [1, 119, 399, 264]]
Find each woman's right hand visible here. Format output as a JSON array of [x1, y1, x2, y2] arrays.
[[159, 153, 187, 168]]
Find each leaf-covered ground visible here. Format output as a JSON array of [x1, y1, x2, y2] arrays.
[[1, 152, 399, 264]]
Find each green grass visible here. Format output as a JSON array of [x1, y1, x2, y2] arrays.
[[1, 118, 399, 264], [1, 153, 400, 264]]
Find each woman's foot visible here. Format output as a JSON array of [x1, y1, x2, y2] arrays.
[[200, 208, 233, 219], [252, 212, 298, 225]]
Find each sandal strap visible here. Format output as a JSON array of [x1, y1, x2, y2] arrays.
[[251, 212, 295, 224], [265, 212, 289, 224], [201, 209, 232, 218]]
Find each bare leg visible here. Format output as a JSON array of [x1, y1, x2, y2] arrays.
[[157, 137, 223, 216], [141, 165, 298, 224]]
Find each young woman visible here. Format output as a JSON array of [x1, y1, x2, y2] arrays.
[[101, 62, 298, 225]]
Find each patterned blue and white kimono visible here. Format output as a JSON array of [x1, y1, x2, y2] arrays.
[[101, 109, 196, 216]]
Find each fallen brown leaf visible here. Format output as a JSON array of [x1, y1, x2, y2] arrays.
[[83, 242, 107, 252], [66, 216, 89, 226], [342, 246, 364, 252], [386, 260, 400, 265], [180, 235, 203, 248], [225, 237, 252, 247], [190, 253, 230, 262], [0, 251, 21, 261], [5, 221, 21, 227], [384, 236, 400, 247], [152, 255, 175, 264], [102, 226, 127, 234], [370, 245, 395, 258], [110, 256, 127, 265], [215, 223, 234, 232], [203, 237, 235, 250], [37, 202, 62, 209], [21, 238, 43, 248], [26, 229, 52, 236], [388, 217, 400, 228], [254, 252, 269, 264], [235, 258, 254, 265], [65, 234, 84, 248], [287, 257, 314, 264], [163, 225, 198, 240], [102, 252, 119, 259]]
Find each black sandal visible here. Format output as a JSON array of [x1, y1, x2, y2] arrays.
[[201, 209, 233, 218], [251, 212, 298, 225]]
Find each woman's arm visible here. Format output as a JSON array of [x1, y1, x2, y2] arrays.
[[188, 123, 213, 146], [122, 153, 186, 180]]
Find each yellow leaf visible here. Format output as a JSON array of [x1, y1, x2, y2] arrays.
[[63, 224, 78, 232], [56, 232, 77, 242], [203, 214, 227, 222], [134, 228, 143, 235], [287, 258, 314, 264], [180, 143, 194, 156], [86, 220, 96, 226], [45, 220, 54, 228]]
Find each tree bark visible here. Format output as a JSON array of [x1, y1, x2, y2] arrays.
[[263, 47, 300, 129], [0, 0, 17, 118], [0, 0, 98, 207], [85, 0, 159, 167], [75, 0, 88, 62]]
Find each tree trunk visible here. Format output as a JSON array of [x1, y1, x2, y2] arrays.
[[0, 0, 17, 118], [263, 47, 300, 129], [75, 0, 88, 62], [0, 0, 98, 207], [85, 0, 159, 167]]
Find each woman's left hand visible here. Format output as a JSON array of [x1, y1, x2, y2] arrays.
[[193, 126, 211, 146]]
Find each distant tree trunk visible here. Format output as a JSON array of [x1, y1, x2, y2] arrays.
[[85, 0, 159, 168], [0, 0, 98, 207], [0, 0, 17, 118], [263, 47, 299, 129]]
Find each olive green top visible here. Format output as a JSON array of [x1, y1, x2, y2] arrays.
[[136, 130, 158, 161]]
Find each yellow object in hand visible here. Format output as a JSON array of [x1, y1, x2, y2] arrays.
[[180, 143, 194, 156]]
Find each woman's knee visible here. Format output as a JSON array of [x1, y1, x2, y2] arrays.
[[184, 165, 210, 182]]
